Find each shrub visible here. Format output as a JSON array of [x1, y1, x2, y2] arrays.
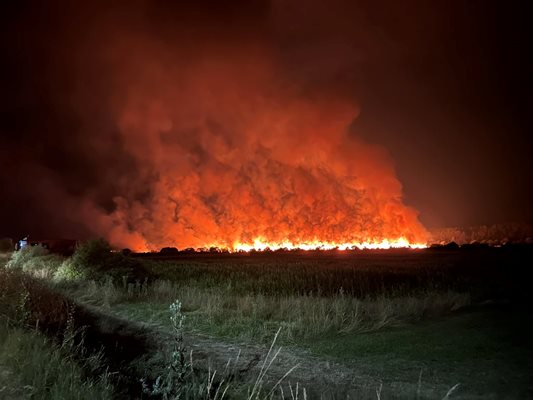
[[0, 268, 72, 333], [54, 258, 89, 282], [6, 245, 50, 269], [6, 245, 64, 279], [71, 238, 113, 275], [68, 238, 152, 283], [160, 247, 179, 255]]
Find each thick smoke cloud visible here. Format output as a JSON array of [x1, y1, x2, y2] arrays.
[[1, 1, 429, 248], [70, 2, 428, 250], [102, 52, 428, 249]]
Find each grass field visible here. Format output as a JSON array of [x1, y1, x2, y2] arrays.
[[1, 245, 532, 398], [0, 324, 113, 400]]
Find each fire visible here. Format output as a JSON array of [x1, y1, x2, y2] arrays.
[[233, 238, 426, 252], [86, 40, 430, 252]]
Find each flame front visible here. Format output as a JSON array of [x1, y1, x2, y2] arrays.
[[233, 238, 426, 252]]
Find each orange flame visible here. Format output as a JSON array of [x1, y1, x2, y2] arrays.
[[233, 238, 426, 252]]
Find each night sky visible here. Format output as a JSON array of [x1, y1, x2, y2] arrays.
[[0, 0, 531, 245]]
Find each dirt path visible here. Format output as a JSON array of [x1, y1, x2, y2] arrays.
[[179, 331, 365, 396], [90, 306, 487, 399], [88, 305, 385, 398]]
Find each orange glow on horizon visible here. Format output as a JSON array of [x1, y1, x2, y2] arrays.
[[130, 237, 427, 253], [232, 237, 427, 252]]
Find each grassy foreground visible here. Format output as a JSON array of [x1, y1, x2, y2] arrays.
[[0, 256, 113, 399], [0, 324, 113, 400], [2, 242, 533, 398]]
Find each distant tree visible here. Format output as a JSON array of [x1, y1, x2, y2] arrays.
[[64, 238, 150, 283], [443, 241, 459, 249], [160, 247, 179, 254]]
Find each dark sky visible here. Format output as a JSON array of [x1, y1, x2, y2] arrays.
[[0, 0, 531, 242]]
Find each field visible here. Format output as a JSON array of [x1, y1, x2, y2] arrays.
[[1, 244, 532, 399]]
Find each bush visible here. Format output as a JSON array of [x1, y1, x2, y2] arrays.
[[71, 238, 113, 275], [6, 245, 64, 279], [67, 238, 152, 283], [54, 258, 88, 282], [160, 247, 179, 255], [6, 245, 50, 269]]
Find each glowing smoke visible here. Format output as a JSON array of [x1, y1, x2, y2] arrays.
[[86, 38, 428, 251]]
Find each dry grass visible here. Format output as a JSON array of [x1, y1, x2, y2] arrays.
[[0, 324, 113, 400], [7, 247, 472, 341], [65, 277, 470, 340], [0, 268, 71, 333], [0, 268, 113, 399], [147, 282, 469, 337]]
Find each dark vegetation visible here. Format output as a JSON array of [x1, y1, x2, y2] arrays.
[[1, 241, 532, 398], [0, 268, 114, 399], [68, 238, 152, 283], [137, 246, 531, 302], [430, 222, 533, 245]]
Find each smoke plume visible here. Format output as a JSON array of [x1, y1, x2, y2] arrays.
[[1, 1, 429, 250]]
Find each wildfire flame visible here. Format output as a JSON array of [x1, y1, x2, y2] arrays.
[[233, 237, 426, 252]]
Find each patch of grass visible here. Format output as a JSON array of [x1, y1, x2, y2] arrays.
[[0, 324, 113, 399], [140, 248, 531, 303], [177, 289, 469, 342], [7, 245, 49, 269], [69, 278, 470, 342], [6, 246, 63, 279], [305, 308, 533, 398], [0, 268, 74, 334]]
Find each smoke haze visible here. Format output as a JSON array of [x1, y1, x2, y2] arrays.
[[1, 1, 531, 248]]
